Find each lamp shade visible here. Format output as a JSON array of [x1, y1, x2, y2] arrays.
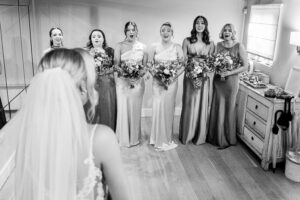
[[290, 32, 300, 46]]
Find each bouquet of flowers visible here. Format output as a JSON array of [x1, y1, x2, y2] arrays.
[[185, 56, 213, 89], [114, 59, 146, 88], [150, 60, 182, 90], [93, 49, 113, 76], [213, 52, 241, 80]]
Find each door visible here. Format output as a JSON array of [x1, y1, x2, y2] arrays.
[[0, 5, 34, 120]]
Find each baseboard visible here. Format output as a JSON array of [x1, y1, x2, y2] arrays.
[[0, 152, 15, 190], [141, 107, 182, 117]]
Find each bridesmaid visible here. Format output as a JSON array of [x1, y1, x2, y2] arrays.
[[179, 16, 215, 145], [207, 23, 248, 149], [43, 27, 63, 55], [114, 21, 147, 147], [85, 29, 116, 131], [148, 22, 184, 151]]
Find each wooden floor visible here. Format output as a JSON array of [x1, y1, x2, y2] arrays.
[[1, 117, 300, 200], [121, 117, 300, 200]]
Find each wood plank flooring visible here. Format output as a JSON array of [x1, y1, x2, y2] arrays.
[[121, 117, 300, 200], [1, 117, 300, 200]]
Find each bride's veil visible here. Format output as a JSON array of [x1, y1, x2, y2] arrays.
[[13, 50, 92, 200]]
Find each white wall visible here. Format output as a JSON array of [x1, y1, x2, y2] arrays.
[[32, 0, 246, 110]]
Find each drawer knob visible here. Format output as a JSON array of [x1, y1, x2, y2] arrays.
[[251, 136, 254, 141], [253, 121, 256, 125], [255, 105, 258, 109]]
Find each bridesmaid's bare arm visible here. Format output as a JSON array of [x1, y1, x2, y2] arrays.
[[113, 43, 122, 79], [170, 43, 185, 83], [142, 44, 148, 66], [182, 38, 189, 61], [147, 44, 156, 76], [226, 43, 248, 77], [208, 42, 215, 56]]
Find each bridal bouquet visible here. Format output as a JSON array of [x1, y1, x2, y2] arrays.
[[185, 56, 213, 89], [93, 49, 113, 76], [213, 52, 241, 80], [150, 60, 182, 90], [114, 59, 146, 88]]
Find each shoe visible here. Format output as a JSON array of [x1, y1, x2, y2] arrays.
[[162, 141, 178, 151]]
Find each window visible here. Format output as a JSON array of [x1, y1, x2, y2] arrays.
[[247, 4, 282, 66]]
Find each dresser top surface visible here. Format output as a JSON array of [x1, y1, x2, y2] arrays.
[[239, 81, 300, 104]]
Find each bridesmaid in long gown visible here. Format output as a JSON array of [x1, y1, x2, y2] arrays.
[[207, 23, 248, 149], [179, 16, 215, 145], [43, 27, 63, 55], [148, 22, 184, 151], [114, 21, 147, 147], [85, 29, 116, 131]]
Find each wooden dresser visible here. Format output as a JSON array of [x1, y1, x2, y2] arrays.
[[236, 82, 300, 170]]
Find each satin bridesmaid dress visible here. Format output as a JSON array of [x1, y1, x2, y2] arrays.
[[150, 43, 180, 151], [116, 41, 145, 147]]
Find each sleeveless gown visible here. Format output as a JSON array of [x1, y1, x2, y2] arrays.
[[207, 42, 241, 148], [150, 43, 179, 149], [88, 48, 117, 131], [179, 42, 214, 144], [116, 41, 145, 147]]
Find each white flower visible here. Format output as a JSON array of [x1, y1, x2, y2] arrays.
[[225, 56, 233, 65], [195, 67, 203, 74], [163, 69, 170, 75]]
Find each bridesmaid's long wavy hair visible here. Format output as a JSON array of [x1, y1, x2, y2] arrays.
[[188, 16, 210, 45], [49, 27, 63, 47], [86, 29, 114, 59], [124, 21, 138, 37]]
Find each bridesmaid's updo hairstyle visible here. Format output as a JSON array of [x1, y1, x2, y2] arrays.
[[49, 27, 63, 47], [219, 23, 236, 41], [124, 21, 138, 36], [160, 22, 173, 35], [188, 16, 210, 45], [86, 29, 107, 50]]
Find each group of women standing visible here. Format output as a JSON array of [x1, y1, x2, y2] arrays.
[[46, 15, 248, 151]]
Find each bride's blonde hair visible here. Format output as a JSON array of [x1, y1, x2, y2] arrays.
[[39, 48, 97, 120]]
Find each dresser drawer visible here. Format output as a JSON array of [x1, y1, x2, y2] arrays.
[[244, 127, 264, 155], [247, 96, 269, 121], [245, 111, 266, 139]]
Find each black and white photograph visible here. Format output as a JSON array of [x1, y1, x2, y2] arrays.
[[1, 0, 300, 199]]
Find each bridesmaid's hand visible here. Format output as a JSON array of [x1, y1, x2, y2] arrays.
[[128, 78, 139, 86], [193, 78, 202, 88]]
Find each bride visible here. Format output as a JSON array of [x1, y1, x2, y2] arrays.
[[0, 48, 129, 200]]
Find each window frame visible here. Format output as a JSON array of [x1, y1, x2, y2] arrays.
[[246, 4, 283, 67]]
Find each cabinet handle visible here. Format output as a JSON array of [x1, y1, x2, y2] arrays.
[[253, 121, 256, 126], [251, 136, 254, 141], [255, 105, 258, 109]]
